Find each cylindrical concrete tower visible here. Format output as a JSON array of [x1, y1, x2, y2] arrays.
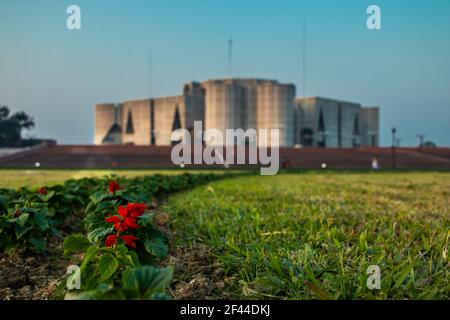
[[256, 82, 295, 147], [202, 79, 244, 138]]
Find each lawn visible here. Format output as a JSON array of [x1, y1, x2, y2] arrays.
[[164, 171, 450, 299], [0, 170, 448, 300]]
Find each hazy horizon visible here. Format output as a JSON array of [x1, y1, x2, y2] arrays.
[[1, 0, 449, 147]]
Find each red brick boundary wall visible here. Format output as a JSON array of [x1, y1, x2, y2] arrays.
[[0, 144, 449, 170]]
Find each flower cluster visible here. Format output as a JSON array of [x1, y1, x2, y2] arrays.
[[104, 202, 146, 248], [109, 181, 121, 193], [38, 187, 47, 195]]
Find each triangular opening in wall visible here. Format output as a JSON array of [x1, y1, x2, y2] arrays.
[[317, 109, 326, 147], [172, 106, 182, 131], [126, 110, 134, 134], [318, 109, 325, 132], [102, 123, 122, 144]]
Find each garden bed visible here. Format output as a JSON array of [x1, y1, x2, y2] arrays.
[[0, 172, 232, 300]]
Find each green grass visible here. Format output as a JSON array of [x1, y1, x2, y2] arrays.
[[164, 172, 450, 299], [0, 169, 231, 189]]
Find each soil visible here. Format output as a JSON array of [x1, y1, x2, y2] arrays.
[[0, 248, 70, 300], [168, 244, 237, 300], [0, 202, 233, 300]]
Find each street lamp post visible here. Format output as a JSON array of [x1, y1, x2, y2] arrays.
[[417, 134, 425, 148], [391, 127, 397, 169]]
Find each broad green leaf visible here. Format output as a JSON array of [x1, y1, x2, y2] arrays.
[[80, 245, 100, 272], [30, 236, 47, 252], [138, 212, 154, 226], [43, 190, 56, 202], [34, 211, 49, 230], [16, 213, 29, 227], [144, 237, 168, 260], [82, 266, 102, 290], [63, 194, 76, 200], [123, 266, 173, 295], [72, 285, 128, 300], [128, 251, 140, 267], [90, 192, 109, 205], [98, 253, 119, 281], [0, 195, 8, 208], [85, 201, 95, 214], [64, 234, 92, 254], [115, 244, 128, 255], [15, 223, 32, 239], [146, 292, 171, 300], [87, 226, 114, 243]]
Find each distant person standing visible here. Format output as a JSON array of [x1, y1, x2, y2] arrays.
[[371, 157, 380, 170]]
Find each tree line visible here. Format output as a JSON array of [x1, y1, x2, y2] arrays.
[[0, 104, 36, 147]]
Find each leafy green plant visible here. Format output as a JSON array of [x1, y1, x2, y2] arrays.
[[83, 180, 170, 262], [0, 171, 231, 300], [0, 205, 59, 253], [65, 265, 173, 300], [64, 234, 140, 290]]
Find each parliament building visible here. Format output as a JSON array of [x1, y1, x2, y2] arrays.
[[95, 78, 379, 148]]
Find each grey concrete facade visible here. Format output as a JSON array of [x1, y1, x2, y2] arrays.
[[295, 97, 380, 148], [95, 78, 379, 148], [295, 97, 340, 147], [360, 107, 380, 147], [95, 82, 204, 146]]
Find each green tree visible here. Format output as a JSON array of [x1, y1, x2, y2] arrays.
[[0, 104, 35, 147]]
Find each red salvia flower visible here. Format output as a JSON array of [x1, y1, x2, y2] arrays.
[[105, 216, 121, 224], [124, 217, 139, 229], [126, 203, 146, 217], [114, 222, 129, 232], [117, 203, 146, 219], [105, 234, 117, 247], [38, 187, 47, 195], [105, 214, 129, 232], [118, 205, 128, 218], [121, 235, 139, 248], [104, 202, 146, 249], [109, 181, 121, 193]]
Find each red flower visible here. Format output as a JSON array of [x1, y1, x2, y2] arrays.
[[117, 203, 146, 219], [126, 203, 146, 217], [105, 214, 129, 232], [109, 181, 121, 193], [104, 202, 146, 249], [114, 222, 129, 232], [118, 205, 128, 218], [105, 216, 121, 224], [124, 217, 139, 229], [38, 187, 47, 195], [121, 235, 139, 248], [105, 234, 117, 247]]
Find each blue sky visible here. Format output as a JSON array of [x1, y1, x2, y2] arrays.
[[0, 0, 449, 146]]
